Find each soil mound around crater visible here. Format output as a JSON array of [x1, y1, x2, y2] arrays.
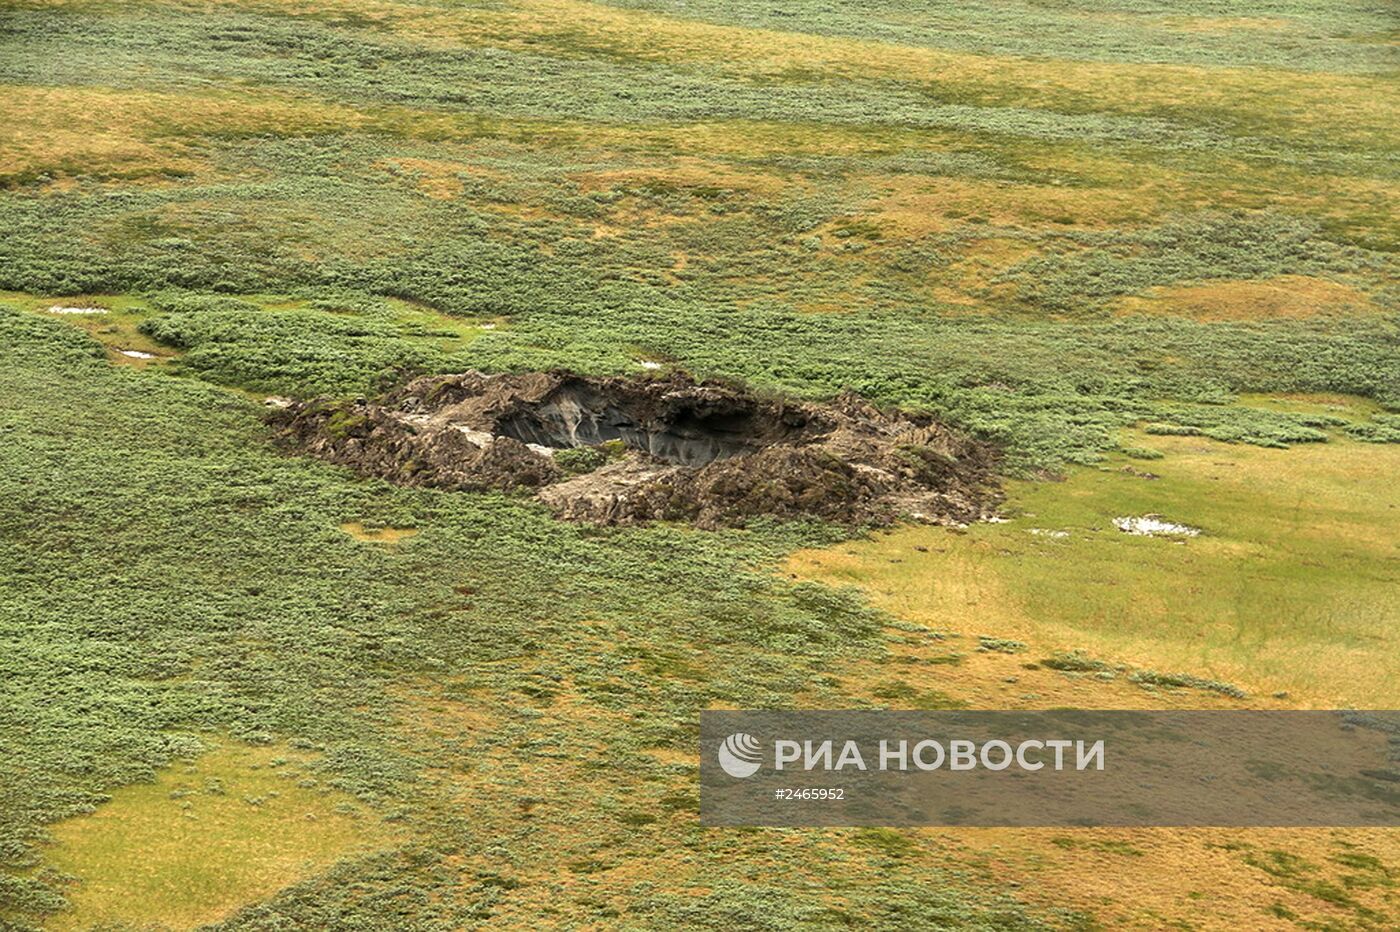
[[270, 371, 1001, 528]]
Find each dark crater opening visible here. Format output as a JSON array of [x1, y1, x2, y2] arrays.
[[269, 370, 1002, 529], [492, 380, 817, 467]]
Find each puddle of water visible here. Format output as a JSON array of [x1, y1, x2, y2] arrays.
[[47, 305, 109, 315], [1113, 515, 1200, 537], [339, 522, 420, 544], [109, 346, 170, 368]]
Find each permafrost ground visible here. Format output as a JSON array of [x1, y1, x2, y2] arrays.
[[272, 371, 1002, 528]]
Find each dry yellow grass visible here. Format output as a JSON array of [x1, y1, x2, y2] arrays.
[[0, 86, 202, 183], [5, 83, 1388, 246], [22, 0, 1372, 153], [0, 85, 367, 185], [572, 160, 792, 198], [966, 826, 1399, 930], [1168, 16, 1296, 33], [9, 1, 1392, 246], [1115, 275, 1381, 321], [375, 157, 472, 199], [161, 0, 1397, 146], [868, 175, 1152, 233], [339, 522, 421, 544]]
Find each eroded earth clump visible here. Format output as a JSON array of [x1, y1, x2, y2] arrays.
[[270, 371, 1001, 528]]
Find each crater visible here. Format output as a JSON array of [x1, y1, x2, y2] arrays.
[[271, 371, 1001, 529], [490, 378, 815, 467]]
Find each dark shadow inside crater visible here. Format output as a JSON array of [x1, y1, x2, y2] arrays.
[[493, 382, 812, 467]]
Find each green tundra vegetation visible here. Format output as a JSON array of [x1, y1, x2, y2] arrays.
[[0, 0, 1397, 928]]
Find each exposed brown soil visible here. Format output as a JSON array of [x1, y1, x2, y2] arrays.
[[270, 371, 1001, 528]]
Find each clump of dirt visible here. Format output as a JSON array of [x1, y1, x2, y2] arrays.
[[270, 371, 1001, 529]]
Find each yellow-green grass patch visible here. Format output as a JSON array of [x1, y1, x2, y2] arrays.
[[339, 521, 420, 544], [1114, 276, 1383, 322], [3, 291, 177, 366], [41, 739, 402, 930], [1234, 392, 1387, 420], [0, 85, 372, 188], [788, 424, 1400, 707], [6, 79, 1392, 245], [332, 0, 1396, 145], [67, 0, 1392, 153], [6, 291, 491, 365]]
